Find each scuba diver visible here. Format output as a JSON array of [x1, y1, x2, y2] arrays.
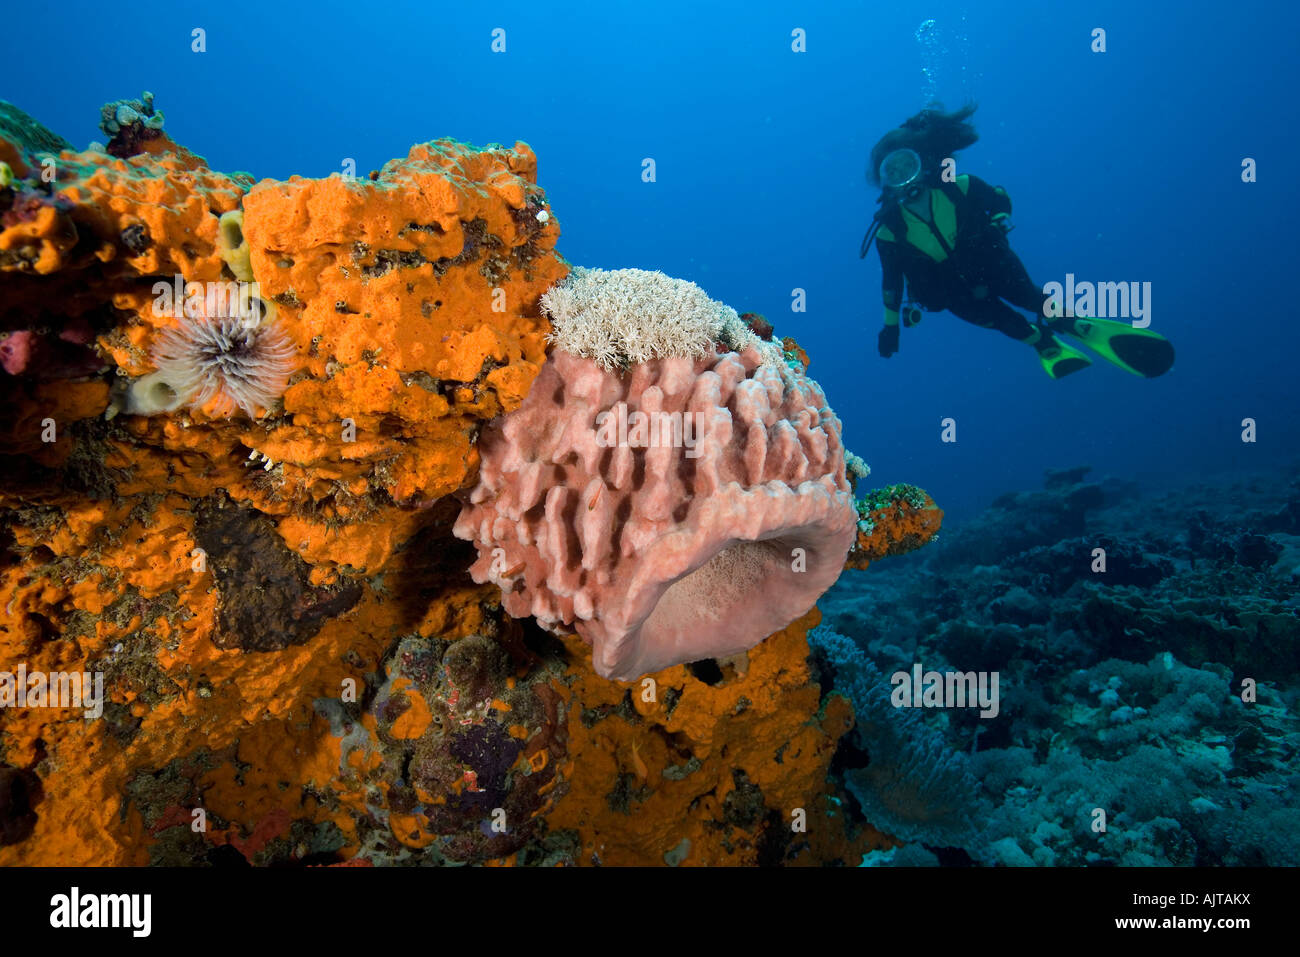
[[862, 104, 1174, 379]]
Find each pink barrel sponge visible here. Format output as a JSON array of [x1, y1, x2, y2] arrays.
[[453, 344, 857, 680]]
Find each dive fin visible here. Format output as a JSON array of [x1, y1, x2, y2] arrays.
[[1054, 316, 1174, 378], [1035, 337, 1093, 379]]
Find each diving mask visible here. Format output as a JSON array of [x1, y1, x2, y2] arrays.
[[878, 148, 926, 200]]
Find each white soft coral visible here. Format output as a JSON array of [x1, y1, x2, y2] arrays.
[[542, 266, 735, 370]]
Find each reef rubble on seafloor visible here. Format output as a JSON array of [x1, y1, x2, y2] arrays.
[[0, 96, 943, 865], [823, 465, 1300, 866]]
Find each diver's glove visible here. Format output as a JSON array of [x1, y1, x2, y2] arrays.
[[878, 324, 900, 358]]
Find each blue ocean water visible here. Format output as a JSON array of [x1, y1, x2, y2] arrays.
[[7, 0, 1296, 520]]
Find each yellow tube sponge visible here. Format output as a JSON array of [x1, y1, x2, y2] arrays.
[[217, 209, 253, 282]]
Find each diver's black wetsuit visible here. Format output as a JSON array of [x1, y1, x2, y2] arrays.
[[876, 174, 1042, 340]]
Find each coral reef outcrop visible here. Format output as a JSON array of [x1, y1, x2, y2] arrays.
[[0, 97, 938, 866], [846, 483, 943, 570]]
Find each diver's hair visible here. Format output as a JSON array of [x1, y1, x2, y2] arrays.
[[868, 102, 980, 185]]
